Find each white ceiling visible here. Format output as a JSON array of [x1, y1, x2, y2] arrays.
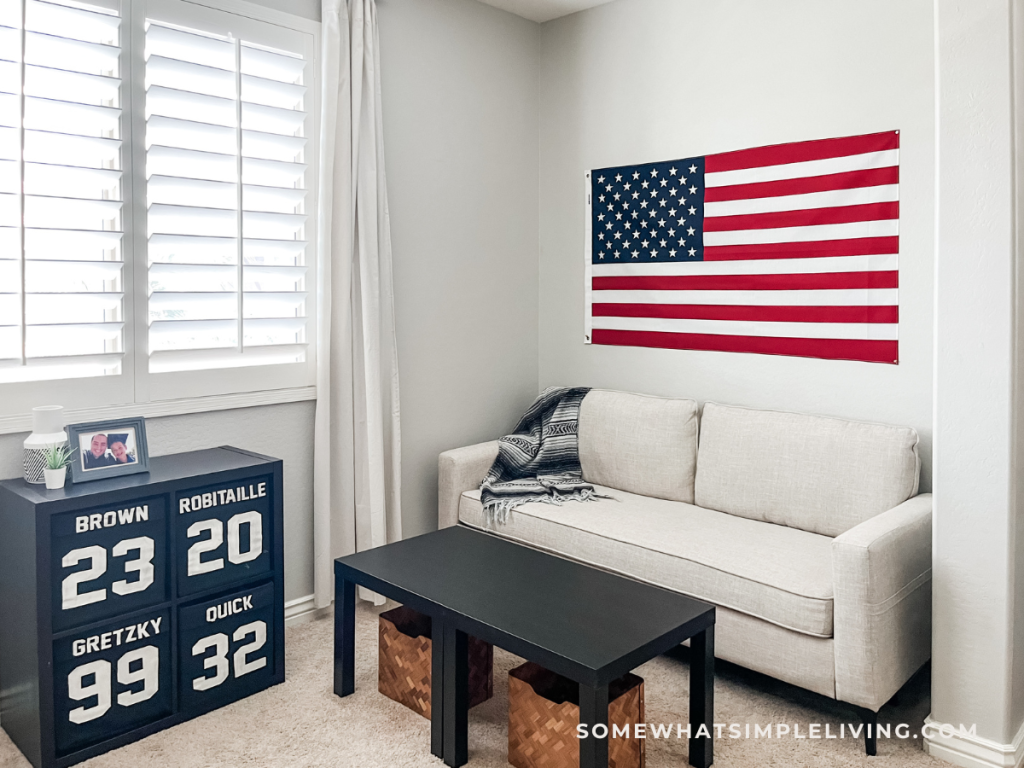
[[474, 0, 616, 23]]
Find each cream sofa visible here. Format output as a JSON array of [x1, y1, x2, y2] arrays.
[[437, 390, 931, 753]]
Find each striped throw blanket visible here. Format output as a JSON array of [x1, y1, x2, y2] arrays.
[[480, 386, 602, 524]]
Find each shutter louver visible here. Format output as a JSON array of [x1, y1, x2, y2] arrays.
[[145, 19, 309, 373], [0, 0, 125, 383]]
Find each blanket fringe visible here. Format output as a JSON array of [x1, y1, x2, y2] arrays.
[[480, 487, 611, 527]]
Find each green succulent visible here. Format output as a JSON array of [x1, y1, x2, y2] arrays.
[[42, 443, 73, 471]]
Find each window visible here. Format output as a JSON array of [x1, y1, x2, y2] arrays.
[[0, 0, 317, 418]]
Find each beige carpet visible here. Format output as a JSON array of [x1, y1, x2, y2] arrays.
[[0, 602, 945, 767]]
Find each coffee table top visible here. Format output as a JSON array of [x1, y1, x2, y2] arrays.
[[336, 525, 714, 685]]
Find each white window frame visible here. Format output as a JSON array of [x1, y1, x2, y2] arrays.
[[0, 0, 319, 433]]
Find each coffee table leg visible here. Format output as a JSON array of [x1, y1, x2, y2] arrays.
[[689, 625, 715, 768], [443, 622, 469, 767], [431, 616, 446, 759], [333, 576, 356, 697], [579, 683, 609, 768]]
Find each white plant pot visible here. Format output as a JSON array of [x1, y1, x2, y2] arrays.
[[43, 467, 66, 490]]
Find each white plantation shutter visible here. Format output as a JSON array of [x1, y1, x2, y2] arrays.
[[0, 0, 316, 417], [0, 0, 127, 384], [143, 11, 312, 379]]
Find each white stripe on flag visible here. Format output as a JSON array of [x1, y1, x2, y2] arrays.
[[591, 288, 899, 306], [703, 219, 899, 246], [704, 149, 899, 187], [591, 253, 900, 277], [591, 316, 899, 340], [704, 184, 899, 218]]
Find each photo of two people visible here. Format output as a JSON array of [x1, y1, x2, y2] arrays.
[[81, 429, 138, 470], [66, 417, 149, 484]]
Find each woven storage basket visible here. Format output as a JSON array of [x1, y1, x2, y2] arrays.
[[508, 662, 644, 768], [378, 605, 493, 718]]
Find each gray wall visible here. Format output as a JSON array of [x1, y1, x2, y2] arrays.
[[0, 402, 315, 602], [537, 0, 935, 489], [377, 0, 540, 537]]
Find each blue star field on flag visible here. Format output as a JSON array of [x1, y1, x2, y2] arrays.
[[590, 156, 705, 264]]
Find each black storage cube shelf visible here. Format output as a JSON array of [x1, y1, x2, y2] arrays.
[[0, 447, 285, 768]]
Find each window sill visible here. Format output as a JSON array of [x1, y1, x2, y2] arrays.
[[0, 386, 317, 436]]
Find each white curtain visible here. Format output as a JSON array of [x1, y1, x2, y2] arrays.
[[313, 0, 402, 609]]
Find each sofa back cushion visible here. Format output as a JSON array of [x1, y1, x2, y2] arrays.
[[578, 389, 699, 503], [694, 402, 920, 537]]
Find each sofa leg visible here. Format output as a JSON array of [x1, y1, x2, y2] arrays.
[[851, 706, 878, 756]]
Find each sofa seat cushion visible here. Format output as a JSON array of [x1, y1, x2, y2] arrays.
[[458, 486, 835, 637]]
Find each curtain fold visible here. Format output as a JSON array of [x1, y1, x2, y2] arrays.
[[313, 0, 402, 609]]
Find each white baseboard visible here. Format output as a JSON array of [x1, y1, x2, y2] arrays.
[[923, 716, 1024, 768], [284, 591, 386, 627], [284, 594, 322, 626]]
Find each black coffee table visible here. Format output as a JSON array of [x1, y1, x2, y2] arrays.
[[334, 526, 716, 768]]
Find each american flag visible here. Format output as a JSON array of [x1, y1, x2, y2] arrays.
[[584, 131, 900, 364]]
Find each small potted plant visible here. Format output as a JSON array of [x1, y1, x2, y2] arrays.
[[42, 444, 72, 490]]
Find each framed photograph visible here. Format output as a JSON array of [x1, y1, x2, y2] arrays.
[[67, 417, 150, 484]]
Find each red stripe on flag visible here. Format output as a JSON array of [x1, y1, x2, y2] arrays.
[[592, 304, 899, 323], [590, 329, 899, 363], [704, 202, 898, 232], [704, 131, 899, 173], [704, 236, 899, 261], [704, 167, 900, 203], [592, 270, 898, 292]]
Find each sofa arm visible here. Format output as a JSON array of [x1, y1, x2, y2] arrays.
[[438, 441, 499, 529], [832, 493, 932, 711]]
